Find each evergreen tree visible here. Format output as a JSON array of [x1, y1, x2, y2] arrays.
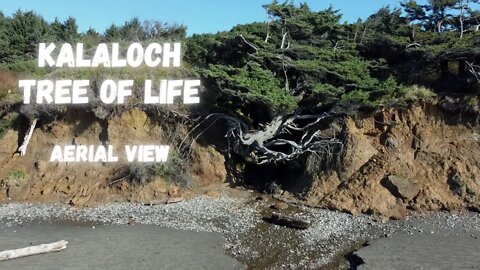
[[0, 12, 9, 62], [7, 10, 50, 61], [49, 18, 63, 41], [428, 0, 457, 32], [104, 24, 121, 41], [61, 16, 79, 43], [120, 18, 144, 41]]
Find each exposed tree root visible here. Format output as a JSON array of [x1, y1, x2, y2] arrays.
[[184, 111, 344, 166]]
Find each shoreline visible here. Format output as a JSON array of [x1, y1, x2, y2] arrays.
[[1, 196, 480, 269]]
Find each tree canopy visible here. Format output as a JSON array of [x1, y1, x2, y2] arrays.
[[0, 1, 479, 121]]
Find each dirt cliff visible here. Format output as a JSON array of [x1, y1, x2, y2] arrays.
[[0, 109, 227, 205], [1, 100, 480, 220], [308, 100, 480, 219]]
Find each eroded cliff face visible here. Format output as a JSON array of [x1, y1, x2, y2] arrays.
[[0, 109, 227, 205], [308, 101, 480, 219], [1, 100, 480, 219]]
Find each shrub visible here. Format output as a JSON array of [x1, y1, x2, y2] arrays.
[[400, 85, 436, 102], [126, 150, 190, 187], [6, 169, 28, 180], [126, 163, 157, 186], [313, 83, 344, 96], [1, 169, 28, 188]]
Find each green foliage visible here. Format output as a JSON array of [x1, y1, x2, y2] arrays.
[[313, 83, 343, 95], [8, 170, 27, 180], [0, 0, 478, 118], [0, 169, 28, 189], [6, 169, 28, 181], [341, 90, 371, 105], [184, 33, 221, 66], [201, 64, 296, 111], [0, 60, 47, 75], [154, 151, 184, 181], [401, 0, 480, 34], [127, 150, 188, 187], [342, 76, 402, 107], [231, 65, 296, 110], [0, 12, 186, 65], [105, 18, 186, 42], [1, 10, 51, 63], [400, 85, 437, 101]]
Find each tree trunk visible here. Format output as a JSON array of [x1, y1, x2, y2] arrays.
[[437, 20, 443, 33], [280, 31, 288, 49], [264, 8, 271, 43], [360, 24, 368, 44], [0, 240, 68, 261], [282, 60, 289, 91], [460, 1, 465, 39], [17, 118, 38, 156]]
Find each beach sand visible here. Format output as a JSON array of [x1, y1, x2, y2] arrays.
[[0, 222, 244, 270]]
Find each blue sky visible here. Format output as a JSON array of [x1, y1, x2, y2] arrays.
[[1, 0, 418, 35]]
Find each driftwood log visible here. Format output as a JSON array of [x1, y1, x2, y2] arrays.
[[0, 240, 68, 261], [17, 118, 38, 156], [166, 197, 185, 204], [264, 213, 310, 230]]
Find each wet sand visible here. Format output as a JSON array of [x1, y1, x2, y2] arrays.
[[352, 213, 480, 270], [355, 231, 480, 270], [0, 222, 245, 270]]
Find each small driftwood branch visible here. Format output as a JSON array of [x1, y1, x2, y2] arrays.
[[166, 197, 185, 204], [0, 240, 68, 261]]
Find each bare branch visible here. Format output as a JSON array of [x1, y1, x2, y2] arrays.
[[238, 34, 258, 53], [467, 61, 480, 83], [406, 43, 422, 49], [282, 58, 290, 91]]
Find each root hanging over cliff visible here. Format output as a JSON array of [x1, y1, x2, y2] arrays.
[[185, 111, 345, 166], [466, 61, 480, 83]]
